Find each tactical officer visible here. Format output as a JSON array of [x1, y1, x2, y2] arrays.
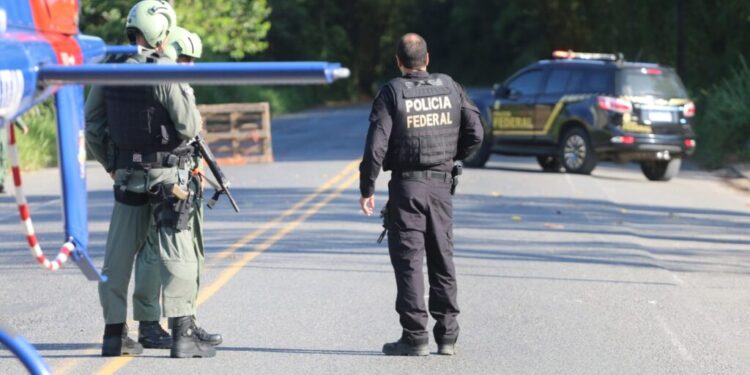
[[85, 0, 215, 358], [163, 26, 203, 64], [359, 33, 483, 356], [133, 25, 222, 348]]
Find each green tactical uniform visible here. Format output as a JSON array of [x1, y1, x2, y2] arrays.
[[85, 48, 202, 325]]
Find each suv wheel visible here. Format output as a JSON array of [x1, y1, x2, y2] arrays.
[[640, 158, 682, 181], [559, 127, 596, 174], [463, 117, 493, 168], [536, 156, 561, 172]]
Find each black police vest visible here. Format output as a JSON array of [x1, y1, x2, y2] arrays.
[[104, 58, 181, 156], [384, 73, 462, 171]]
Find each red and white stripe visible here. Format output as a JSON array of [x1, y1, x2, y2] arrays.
[[7, 122, 74, 271]]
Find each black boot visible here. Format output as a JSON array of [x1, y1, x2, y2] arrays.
[[192, 316, 223, 346], [102, 323, 143, 357], [170, 316, 216, 358], [382, 336, 429, 356], [138, 321, 172, 349]]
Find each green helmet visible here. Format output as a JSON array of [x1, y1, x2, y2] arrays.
[[164, 27, 203, 61], [126, 0, 177, 49]]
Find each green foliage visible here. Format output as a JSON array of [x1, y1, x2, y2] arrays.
[[77, 0, 750, 167], [80, 0, 133, 44], [175, 0, 271, 59], [16, 102, 58, 170], [693, 58, 750, 168], [80, 0, 271, 59]]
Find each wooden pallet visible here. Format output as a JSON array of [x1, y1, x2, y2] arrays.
[[197, 102, 273, 165]]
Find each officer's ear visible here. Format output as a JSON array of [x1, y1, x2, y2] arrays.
[[424, 53, 430, 68], [395, 55, 403, 69]]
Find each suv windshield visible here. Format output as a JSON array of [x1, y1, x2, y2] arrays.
[[617, 68, 688, 99]]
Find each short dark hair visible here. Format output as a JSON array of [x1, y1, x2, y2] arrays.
[[396, 33, 428, 69]]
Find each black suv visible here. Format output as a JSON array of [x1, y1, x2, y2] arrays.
[[466, 50, 696, 181]]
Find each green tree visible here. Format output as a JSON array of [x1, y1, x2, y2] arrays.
[[80, 0, 271, 59], [175, 0, 271, 59]]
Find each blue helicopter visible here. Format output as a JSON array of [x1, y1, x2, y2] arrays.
[[0, 0, 349, 282], [0, 2, 348, 372]]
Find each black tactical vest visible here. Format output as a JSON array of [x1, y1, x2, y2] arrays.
[[104, 57, 181, 157], [384, 73, 462, 171]]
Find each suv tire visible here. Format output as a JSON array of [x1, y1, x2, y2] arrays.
[[537, 156, 562, 172], [640, 158, 681, 181], [559, 127, 596, 175], [463, 117, 492, 168]]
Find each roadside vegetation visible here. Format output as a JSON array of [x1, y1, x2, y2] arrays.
[[12, 0, 749, 170], [693, 58, 750, 168], [15, 102, 58, 170]]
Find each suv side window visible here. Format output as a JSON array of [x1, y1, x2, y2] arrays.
[[506, 70, 544, 97], [564, 68, 610, 93], [544, 69, 571, 94], [566, 70, 584, 92], [583, 69, 610, 93]]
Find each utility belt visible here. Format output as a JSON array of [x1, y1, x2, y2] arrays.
[[395, 170, 453, 183], [113, 181, 196, 230], [115, 146, 195, 170], [394, 167, 462, 195]]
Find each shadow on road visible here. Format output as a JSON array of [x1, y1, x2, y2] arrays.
[[0, 343, 100, 359], [217, 346, 382, 356], [1, 186, 748, 276]]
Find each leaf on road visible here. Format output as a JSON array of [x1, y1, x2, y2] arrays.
[[511, 215, 522, 222], [544, 223, 565, 229]]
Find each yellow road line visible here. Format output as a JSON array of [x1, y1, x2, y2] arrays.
[[56, 349, 100, 375], [209, 159, 359, 264], [198, 171, 359, 306], [56, 161, 357, 375], [55, 320, 137, 375], [95, 168, 359, 375]]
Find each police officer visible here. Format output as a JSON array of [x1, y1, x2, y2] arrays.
[[85, 0, 215, 358], [359, 33, 483, 356], [133, 25, 222, 347]]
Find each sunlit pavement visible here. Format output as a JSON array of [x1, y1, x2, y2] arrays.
[[1, 105, 749, 374]]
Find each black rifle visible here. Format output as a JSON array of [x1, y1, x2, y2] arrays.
[[192, 135, 240, 212]]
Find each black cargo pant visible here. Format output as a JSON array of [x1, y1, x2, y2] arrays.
[[387, 173, 460, 344]]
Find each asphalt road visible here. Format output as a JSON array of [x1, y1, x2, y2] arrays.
[[1, 104, 749, 375]]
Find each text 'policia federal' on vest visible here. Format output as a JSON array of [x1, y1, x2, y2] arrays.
[[405, 96, 454, 128]]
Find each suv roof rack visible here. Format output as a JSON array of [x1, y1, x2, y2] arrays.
[[552, 50, 624, 62]]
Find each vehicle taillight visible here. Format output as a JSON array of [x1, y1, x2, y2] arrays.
[[598, 96, 632, 114], [683, 102, 696, 118], [641, 67, 662, 75], [611, 136, 635, 144], [684, 138, 696, 148]]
